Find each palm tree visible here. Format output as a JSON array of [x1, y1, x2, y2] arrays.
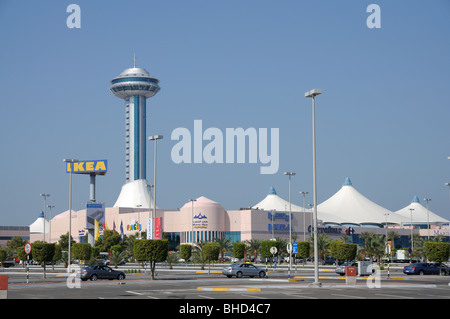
[[244, 239, 262, 263], [192, 240, 207, 270], [317, 234, 331, 262], [213, 237, 232, 260]]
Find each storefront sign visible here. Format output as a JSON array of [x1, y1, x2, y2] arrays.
[[308, 225, 342, 234], [193, 213, 208, 229]]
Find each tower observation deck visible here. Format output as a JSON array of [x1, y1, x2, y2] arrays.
[[110, 61, 160, 183]]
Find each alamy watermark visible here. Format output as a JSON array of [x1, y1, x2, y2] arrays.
[[171, 120, 279, 174]]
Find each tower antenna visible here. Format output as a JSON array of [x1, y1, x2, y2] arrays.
[[133, 54, 136, 68]]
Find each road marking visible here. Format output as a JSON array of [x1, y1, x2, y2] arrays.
[[198, 294, 215, 299], [375, 293, 414, 299], [125, 290, 143, 295], [331, 293, 366, 299]]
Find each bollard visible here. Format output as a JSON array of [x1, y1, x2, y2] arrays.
[[0, 275, 8, 299], [345, 266, 357, 285]]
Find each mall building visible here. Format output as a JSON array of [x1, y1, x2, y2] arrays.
[[27, 178, 449, 250]]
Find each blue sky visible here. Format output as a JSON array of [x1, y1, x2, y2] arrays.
[[1, 0, 450, 226]]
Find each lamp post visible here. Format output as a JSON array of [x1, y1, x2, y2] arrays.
[[423, 198, 431, 240], [409, 208, 415, 253], [63, 158, 78, 272], [305, 88, 322, 286], [299, 191, 309, 241], [40, 193, 50, 242], [146, 184, 154, 239], [149, 135, 163, 239], [189, 199, 197, 243], [47, 205, 55, 243], [284, 172, 295, 278]]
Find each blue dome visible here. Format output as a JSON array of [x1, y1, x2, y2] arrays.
[[412, 196, 420, 203], [38, 211, 44, 218], [343, 177, 352, 186], [268, 186, 277, 195]]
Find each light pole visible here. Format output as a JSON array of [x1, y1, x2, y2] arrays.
[[409, 207, 415, 253], [149, 135, 163, 239], [424, 198, 431, 240], [63, 158, 78, 272], [146, 184, 154, 239], [284, 172, 295, 278], [47, 205, 55, 243], [189, 199, 197, 243], [40, 193, 50, 242], [299, 191, 309, 241], [305, 88, 322, 286]]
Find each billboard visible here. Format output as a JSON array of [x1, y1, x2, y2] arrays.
[[86, 203, 105, 230], [66, 160, 107, 175]]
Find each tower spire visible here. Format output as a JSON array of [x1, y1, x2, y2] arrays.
[[133, 54, 136, 68]]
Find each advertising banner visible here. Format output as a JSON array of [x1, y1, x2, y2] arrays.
[[155, 217, 162, 239], [86, 203, 105, 230], [147, 218, 153, 240]]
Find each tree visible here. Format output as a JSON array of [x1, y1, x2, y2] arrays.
[[297, 241, 310, 266], [192, 241, 207, 270], [213, 237, 232, 259], [180, 244, 192, 262], [336, 243, 357, 261], [245, 239, 262, 263], [203, 242, 220, 274], [72, 243, 91, 264], [425, 242, 450, 275], [0, 248, 6, 267], [32, 242, 55, 278], [233, 242, 246, 261], [133, 239, 169, 280]]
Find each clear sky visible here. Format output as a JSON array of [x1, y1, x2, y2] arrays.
[[1, 0, 449, 226]]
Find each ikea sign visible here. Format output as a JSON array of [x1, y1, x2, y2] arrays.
[[66, 160, 107, 175]]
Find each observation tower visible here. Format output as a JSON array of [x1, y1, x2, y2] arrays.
[[110, 57, 160, 183], [110, 57, 160, 208]]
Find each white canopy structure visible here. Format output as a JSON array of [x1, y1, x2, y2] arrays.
[[317, 178, 408, 227], [114, 179, 157, 209], [251, 186, 305, 212], [393, 196, 449, 225], [29, 212, 49, 234]]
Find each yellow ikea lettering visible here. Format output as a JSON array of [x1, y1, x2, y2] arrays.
[[73, 162, 85, 171], [86, 162, 94, 171], [95, 161, 106, 171]]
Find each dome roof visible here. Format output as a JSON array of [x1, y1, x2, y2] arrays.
[[181, 196, 224, 209], [393, 196, 449, 224], [29, 212, 50, 233], [251, 186, 304, 212]]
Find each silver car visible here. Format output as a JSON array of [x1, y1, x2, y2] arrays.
[[222, 263, 267, 278]]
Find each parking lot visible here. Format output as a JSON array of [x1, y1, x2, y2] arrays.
[[2, 263, 450, 300]]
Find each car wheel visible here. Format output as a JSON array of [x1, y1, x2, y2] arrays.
[[90, 274, 98, 281], [117, 274, 125, 280], [236, 271, 243, 278], [418, 270, 424, 275], [226, 275, 232, 278], [259, 271, 265, 278]]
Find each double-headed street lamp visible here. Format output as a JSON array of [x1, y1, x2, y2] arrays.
[[148, 135, 163, 239], [284, 172, 295, 278], [40, 193, 50, 242], [63, 158, 78, 272], [299, 191, 309, 241], [423, 198, 431, 240], [189, 199, 197, 243], [305, 88, 322, 286]]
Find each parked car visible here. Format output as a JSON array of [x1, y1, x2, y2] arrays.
[[80, 265, 126, 281], [403, 262, 450, 275], [335, 262, 358, 275], [323, 256, 338, 265], [222, 263, 267, 278]]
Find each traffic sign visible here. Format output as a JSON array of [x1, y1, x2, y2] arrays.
[[270, 247, 277, 255], [293, 242, 298, 254], [24, 243, 32, 255], [286, 243, 292, 253]]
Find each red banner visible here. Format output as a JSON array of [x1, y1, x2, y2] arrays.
[[154, 217, 162, 239]]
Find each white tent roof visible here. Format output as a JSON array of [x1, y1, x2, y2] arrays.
[[252, 186, 305, 212], [114, 179, 157, 209], [317, 178, 408, 226], [29, 212, 50, 234], [393, 196, 449, 224]]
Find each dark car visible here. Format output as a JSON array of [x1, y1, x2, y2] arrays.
[[222, 263, 266, 278], [403, 262, 450, 275], [80, 265, 126, 281]]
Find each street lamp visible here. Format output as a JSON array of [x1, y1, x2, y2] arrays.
[[284, 172, 295, 278], [409, 208, 415, 253], [189, 199, 197, 243], [299, 191, 309, 241], [47, 205, 55, 243], [423, 198, 431, 240], [148, 135, 163, 239], [305, 88, 322, 286], [63, 158, 78, 272], [40, 193, 50, 242]]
